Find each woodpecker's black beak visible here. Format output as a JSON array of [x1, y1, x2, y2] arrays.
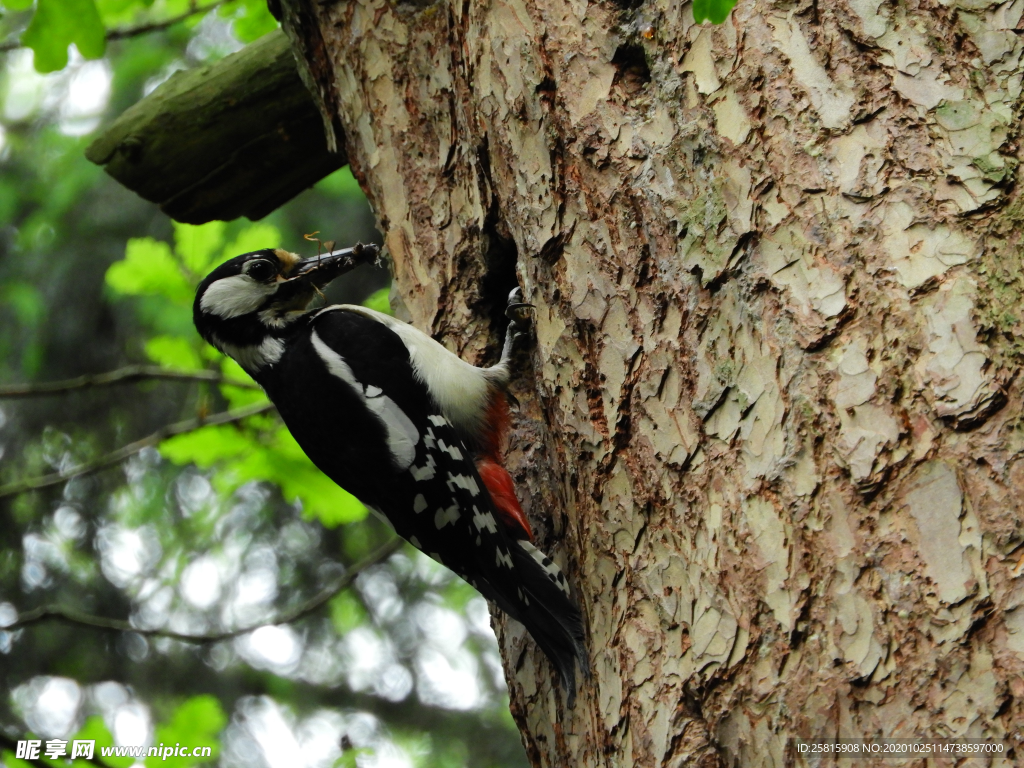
[[266, 243, 380, 312], [290, 243, 381, 288]]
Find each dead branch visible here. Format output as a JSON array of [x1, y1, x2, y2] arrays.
[[0, 401, 275, 499], [0, 364, 258, 398]]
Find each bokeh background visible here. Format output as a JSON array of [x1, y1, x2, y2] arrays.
[[0, 2, 529, 766]]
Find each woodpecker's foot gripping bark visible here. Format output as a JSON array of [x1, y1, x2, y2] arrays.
[[500, 287, 534, 365]]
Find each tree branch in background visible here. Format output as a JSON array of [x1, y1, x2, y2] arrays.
[[0, 1, 227, 54], [106, 0, 227, 42], [4, 537, 403, 641], [0, 400, 275, 499], [0, 364, 259, 398], [0, 733, 61, 768], [86, 29, 344, 224]]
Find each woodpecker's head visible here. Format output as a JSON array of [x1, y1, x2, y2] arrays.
[[193, 244, 378, 372]]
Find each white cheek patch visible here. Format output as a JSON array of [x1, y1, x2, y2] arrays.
[[310, 330, 420, 470], [201, 274, 276, 319]]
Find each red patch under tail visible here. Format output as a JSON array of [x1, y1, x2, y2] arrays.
[[475, 390, 532, 540], [480, 390, 512, 463], [477, 458, 534, 542]]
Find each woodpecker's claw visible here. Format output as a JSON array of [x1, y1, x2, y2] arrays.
[[505, 288, 534, 333], [496, 287, 534, 365]]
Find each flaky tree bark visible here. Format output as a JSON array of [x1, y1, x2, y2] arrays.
[[281, 0, 1024, 764]]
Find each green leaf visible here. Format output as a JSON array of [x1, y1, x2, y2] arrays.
[[145, 335, 203, 370], [284, 466, 366, 528], [95, 0, 157, 26], [106, 238, 193, 304], [692, 0, 737, 24], [160, 424, 254, 466], [225, 0, 279, 43], [174, 221, 226, 277], [336, 747, 372, 768], [329, 590, 367, 635], [362, 287, 392, 315], [0, 0, 34, 11], [160, 0, 196, 15], [22, 0, 106, 73], [73, 715, 131, 768], [220, 222, 281, 263], [189, 424, 367, 527], [145, 695, 224, 768]]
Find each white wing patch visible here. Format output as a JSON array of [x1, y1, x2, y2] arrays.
[[410, 451, 437, 481], [438, 438, 463, 461], [472, 507, 498, 534], [447, 473, 480, 496], [409, 420, 447, 482], [435, 503, 460, 529], [332, 306, 496, 439], [311, 330, 419, 470], [201, 274, 276, 318]]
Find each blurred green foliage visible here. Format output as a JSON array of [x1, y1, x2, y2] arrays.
[[75, 715, 130, 768], [2, 0, 279, 73], [0, 696, 225, 768], [147, 695, 225, 767]]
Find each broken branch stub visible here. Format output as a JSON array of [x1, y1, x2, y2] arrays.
[[85, 29, 345, 224]]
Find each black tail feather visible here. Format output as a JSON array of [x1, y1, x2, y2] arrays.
[[503, 539, 589, 706], [468, 539, 588, 705]]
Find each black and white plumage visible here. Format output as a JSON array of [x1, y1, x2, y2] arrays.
[[193, 245, 588, 702]]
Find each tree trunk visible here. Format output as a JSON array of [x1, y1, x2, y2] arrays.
[[280, 0, 1024, 764]]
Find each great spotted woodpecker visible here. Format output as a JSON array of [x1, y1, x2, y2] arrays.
[[193, 244, 588, 702]]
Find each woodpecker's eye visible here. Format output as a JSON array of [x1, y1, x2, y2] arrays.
[[244, 259, 276, 282]]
